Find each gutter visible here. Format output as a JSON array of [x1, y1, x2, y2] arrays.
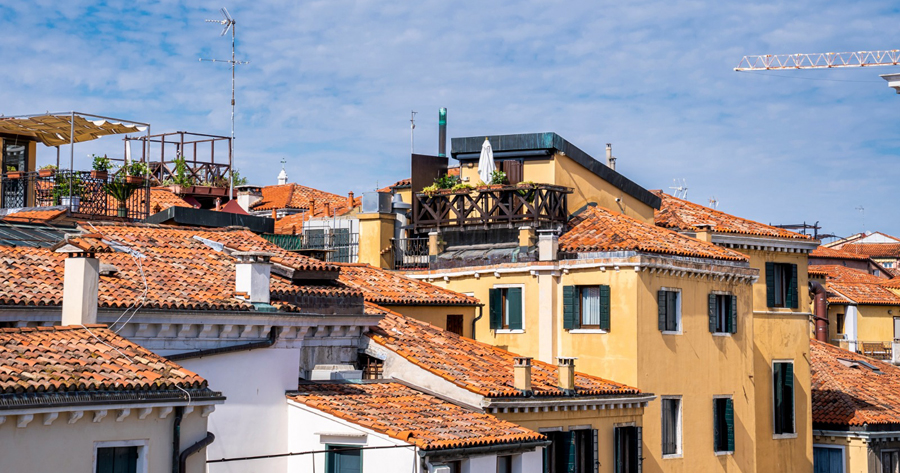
[[167, 327, 280, 361], [180, 432, 215, 472], [472, 304, 484, 340], [417, 439, 551, 459], [172, 406, 183, 473]]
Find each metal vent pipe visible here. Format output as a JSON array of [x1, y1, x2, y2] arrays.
[[438, 108, 447, 157]]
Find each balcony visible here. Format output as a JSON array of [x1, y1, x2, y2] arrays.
[[262, 231, 359, 263], [0, 170, 150, 220], [412, 183, 571, 231]]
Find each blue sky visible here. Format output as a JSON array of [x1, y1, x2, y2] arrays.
[[0, 1, 897, 239]]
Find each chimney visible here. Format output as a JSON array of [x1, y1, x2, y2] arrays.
[[215, 197, 222, 212], [438, 108, 448, 157], [236, 185, 263, 212], [310, 199, 317, 216], [606, 143, 616, 171], [513, 357, 532, 393], [538, 230, 559, 261], [557, 357, 576, 393], [233, 252, 274, 304], [271, 208, 277, 220], [53, 238, 102, 326], [324, 202, 332, 217], [694, 223, 714, 243], [347, 191, 355, 209]]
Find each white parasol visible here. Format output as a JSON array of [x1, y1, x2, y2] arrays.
[[478, 137, 496, 183]]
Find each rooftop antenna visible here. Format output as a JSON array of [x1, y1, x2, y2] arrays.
[[200, 7, 249, 200], [669, 179, 688, 199], [410, 110, 417, 154], [708, 196, 718, 209]]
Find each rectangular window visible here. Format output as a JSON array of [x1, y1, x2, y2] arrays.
[[358, 354, 383, 380], [882, 451, 898, 473], [837, 313, 846, 335], [564, 285, 611, 331], [489, 287, 523, 331], [326, 445, 361, 473], [766, 262, 798, 308], [657, 290, 680, 333], [773, 362, 795, 436], [542, 430, 597, 473], [661, 397, 682, 456], [708, 293, 737, 334], [813, 446, 845, 473], [714, 397, 735, 453], [446, 314, 463, 336], [615, 426, 641, 473], [96, 446, 138, 473], [497, 455, 513, 473]]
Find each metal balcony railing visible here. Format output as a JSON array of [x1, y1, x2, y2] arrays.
[[263, 231, 359, 263], [390, 237, 429, 270], [0, 170, 150, 220]]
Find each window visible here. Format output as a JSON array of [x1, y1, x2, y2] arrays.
[[325, 445, 361, 473], [657, 289, 680, 333], [766, 262, 798, 308], [813, 446, 845, 473], [661, 397, 681, 456], [96, 446, 138, 473], [615, 426, 641, 473], [358, 354, 383, 380], [446, 314, 464, 336], [713, 397, 735, 453], [883, 450, 899, 473], [563, 285, 611, 331], [837, 313, 846, 335], [543, 429, 596, 473], [1, 141, 28, 208], [709, 293, 736, 334], [773, 362, 795, 436], [497, 455, 513, 473], [489, 287, 523, 331]]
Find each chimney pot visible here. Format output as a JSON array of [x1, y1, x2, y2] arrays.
[[606, 143, 616, 171], [513, 357, 532, 393], [348, 191, 355, 209], [271, 209, 277, 220], [233, 251, 275, 304], [557, 357, 576, 393]]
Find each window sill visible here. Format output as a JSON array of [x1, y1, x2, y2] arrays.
[[569, 329, 608, 334], [773, 433, 798, 440], [715, 450, 734, 456], [712, 332, 733, 337], [662, 453, 683, 459], [661, 331, 682, 335], [495, 329, 524, 334]]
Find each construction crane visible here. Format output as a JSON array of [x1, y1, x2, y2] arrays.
[[735, 49, 900, 92]]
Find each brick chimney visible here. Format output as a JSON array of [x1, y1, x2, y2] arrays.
[[347, 191, 355, 209], [233, 252, 274, 304], [324, 202, 332, 217], [513, 357, 532, 393], [557, 357, 576, 393]]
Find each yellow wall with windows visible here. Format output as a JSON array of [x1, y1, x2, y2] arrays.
[[827, 303, 900, 345], [813, 437, 868, 473], [380, 304, 478, 339]]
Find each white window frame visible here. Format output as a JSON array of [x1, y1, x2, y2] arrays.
[[661, 395, 683, 459], [713, 394, 734, 455], [93, 439, 149, 473], [711, 290, 734, 337], [569, 285, 609, 334], [813, 444, 846, 473], [772, 359, 797, 439], [493, 283, 525, 334], [660, 287, 682, 335]]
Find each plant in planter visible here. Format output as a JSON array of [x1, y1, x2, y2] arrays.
[[450, 183, 475, 192], [38, 164, 57, 177], [126, 161, 149, 185], [104, 180, 140, 218], [5, 165, 23, 179], [53, 174, 85, 210], [172, 155, 194, 190], [91, 154, 114, 180], [489, 169, 508, 185]]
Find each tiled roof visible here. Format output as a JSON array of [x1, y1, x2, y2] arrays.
[[0, 224, 357, 312], [377, 178, 411, 193], [252, 184, 348, 212], [336, 264, 479, 306], [0, 209, 66, 223], [559, 205, 748, 262], [810, 245, 871, 261], [814, 265, 900, 305], [272, 197, 361, 235], [651, 191, 810, 240], [841, 243, 900, 259], [369, 309, 641, 398], [288, 381, 544, 450], [811, 339, 900, 427], [147, 188, 194, 213], [808, 267, 829, 279], [0, 325, 207, 394]]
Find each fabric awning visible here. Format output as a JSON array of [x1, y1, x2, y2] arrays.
[[0, 114, 147, 147]]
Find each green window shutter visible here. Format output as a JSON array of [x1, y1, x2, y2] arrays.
[[726, 398, 735, 452], [713, 399, 720, 451], [614, 428, 623, 473], [592, 429, 599, 473], [773, 363, 784, 434], [564, 431, 576, 473], [784, 363, 795, 433], [97, 448, 114, 473], [563, 286, 578, 330], [788, 264, 799, 308], [489, 288, 502, 329], [599, 285, 611, 331], [708, 293, 717, 333], [765, 262, 775, 307], [658, 290, 667, 331], [730, 295, 738, 334], [507, 287, 523, 330]]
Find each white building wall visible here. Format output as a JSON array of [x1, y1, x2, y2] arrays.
[[175, 348, 301, 473]]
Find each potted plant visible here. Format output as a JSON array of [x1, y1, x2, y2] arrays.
[[38, 164, 57, 178], [104, 180, 139, 218], [53, 174, 84, 211], [5, 165, 23, 180], [91, 154, 114, 180], [170, 155, 195, 193], [126, 161, 149, 185]]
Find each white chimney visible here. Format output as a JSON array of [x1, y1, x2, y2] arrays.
[[53, 237, 103, 326], [233, 251, 274, 304], [606, 143, 616, 171], [236, 185, 263, 212], [538, 230, 559, 262]]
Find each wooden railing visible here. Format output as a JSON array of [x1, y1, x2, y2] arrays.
[[412, 183, 571, 230]]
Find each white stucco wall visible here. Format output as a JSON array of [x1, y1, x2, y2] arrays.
[[175, 348, 301, 473]]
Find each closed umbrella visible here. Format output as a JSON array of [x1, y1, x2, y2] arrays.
[[478, 137, 496, 184]]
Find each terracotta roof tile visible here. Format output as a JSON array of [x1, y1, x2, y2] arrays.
[[369, 308, 640, 398], [810, 245, 871, 261], [811, 339, 900, 427], [651, 191, 810, 240], [147, 188, 194, 212], [0, 325, 206, 394], [0, 209, 66, 223], [559, 205, 748, 262], [814, 265, 900, 305], [252, 184, 348, 212], [337, 264, 478, 306], [288, 382, 544, 450], [841, 243, 900, 258]]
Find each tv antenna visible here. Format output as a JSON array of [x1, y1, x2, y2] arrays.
[[708, 196, 719, 209], [669, 179, 688, 199], [200, 7, 249, 199], [410, 110, 417, 154]]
